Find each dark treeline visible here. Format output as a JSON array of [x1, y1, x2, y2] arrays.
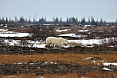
[[0, 16, 117, 26]]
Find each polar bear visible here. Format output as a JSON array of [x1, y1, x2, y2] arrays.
[[45, 37, 69, 48]]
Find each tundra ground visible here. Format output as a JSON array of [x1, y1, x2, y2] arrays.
[[0, 26, 117, 77]]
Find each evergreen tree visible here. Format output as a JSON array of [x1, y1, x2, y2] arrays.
[[87, 17, 90, 25], [33, 18, 36, 23], [95, 20, 99, 26], [66, 17, 69, 23], [52, 16, 55, 25], [28, 16, 31, 23], [25, 18, 27, 23], [90, 16, 96, 25], [103, 21, 107, 26], [0, 18, 2, 24], [14, 16, 18, 22], [39, 17, 46, 24], [115, 18, 117, 26], [75, 17, 78, 25], [72, 17, 78, 25], [5, 17, 8, 23], [19, 16, 25, 23], [99, 18, 103, 26], [81, 17, 86, 25], [60, 18, 62, 25], [72, 17, 75, 25], [55, 17, 59, 23], [60, 18, 62, 22], [69, 17, 72, 23], [2, 17, 5, 23]]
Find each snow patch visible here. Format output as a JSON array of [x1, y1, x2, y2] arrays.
[[68, 39, 101, 46], [59, 33, 87, 38], [0, 29, 31, 37], [78, 30, 89, 32], [56, 29, 70, 32], [103, 67, 113, 71], [103, 63, 117, 66]]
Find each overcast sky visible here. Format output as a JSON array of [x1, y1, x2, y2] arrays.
[[0, 0, 117, 22]]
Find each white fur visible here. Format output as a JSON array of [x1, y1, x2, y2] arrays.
[[46, 37, 68, 47]]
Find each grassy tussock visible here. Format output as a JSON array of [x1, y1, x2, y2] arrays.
[[0, 54, 117, 65]]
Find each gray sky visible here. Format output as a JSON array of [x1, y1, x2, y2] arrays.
[[0, 0, 117, 22]]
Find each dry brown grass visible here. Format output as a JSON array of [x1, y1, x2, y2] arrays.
[[0, 53, 117, 65], [84, 70, 117, 78], [42, 72, 79, 78], [69, 42, 82, 47], [8, 27, 30, 33], [94, 27, 115, 31], [0, 73, 36, 78], [0, 73, 78, 78]]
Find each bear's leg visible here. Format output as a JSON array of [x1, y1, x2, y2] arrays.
[[55, 44, 59, 48], [45, 44, 50, 48], [60, 43, 64, 47]]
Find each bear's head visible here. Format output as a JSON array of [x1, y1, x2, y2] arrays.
[[63, 39, 69, 46]]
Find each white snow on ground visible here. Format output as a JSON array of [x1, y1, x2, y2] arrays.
[[68, 39, 101, 46], [3, 39, 102, 48], [103, 62, 117, 66], [102, 62, 117, 71], [56, 29, 71, 32], [56, 29, 89, 33], [27, 40, 46, 48], [33, 43, 46, 48], [0, 28, 102, 48], [0, 28, 115, 48], [0, 29, 31, 37], [103, 67, 113, 71], [4, 40, 20, 46], [0, 29, 8, 32], [78, 30, 89, 32], [0, 33, 31, 37], [59, 33, 87, 38]]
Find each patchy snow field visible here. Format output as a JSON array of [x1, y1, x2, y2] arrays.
[[103, 62, 117, 71], [0, 28, 112, 48], [0, 28, 117, 77], [0, 29, 31, 37]]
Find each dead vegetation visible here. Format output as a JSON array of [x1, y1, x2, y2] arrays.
[[0, 71, 117, 78], [0, 54, 117, 65], [69, 42, 83, 47]]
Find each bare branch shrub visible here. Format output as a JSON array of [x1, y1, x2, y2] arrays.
[[30, 26, 55, 37], [101, 27, 117, 49]]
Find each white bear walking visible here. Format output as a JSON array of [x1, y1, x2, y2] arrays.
[[46, 37, 68, 48]]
